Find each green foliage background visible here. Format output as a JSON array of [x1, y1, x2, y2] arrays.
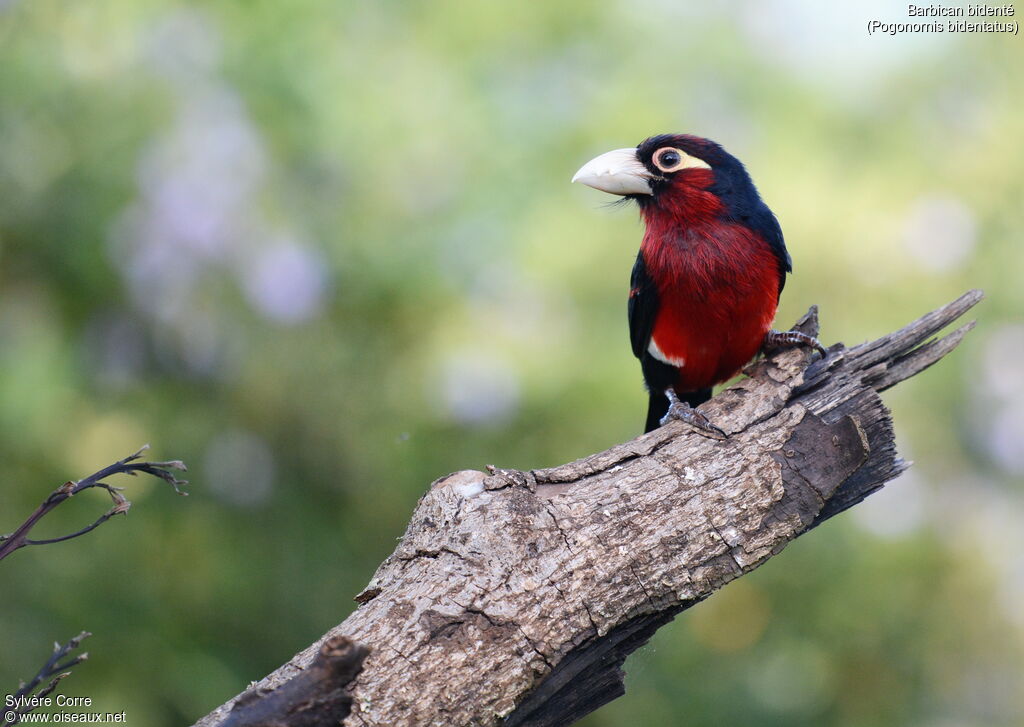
[[1, 2, 1022, 725]]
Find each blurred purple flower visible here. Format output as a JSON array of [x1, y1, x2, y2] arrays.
[[242, 240, 331, 324], [976, 325, 1024, 475], [110, 7, 332, 357], [987, 407, 1024, 475], [435, 351, 520, 426], [981, 324, 1024, 400]]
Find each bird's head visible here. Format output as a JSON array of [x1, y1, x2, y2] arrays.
[[572, 134, 755, 220], [573, 133, 791, 283]]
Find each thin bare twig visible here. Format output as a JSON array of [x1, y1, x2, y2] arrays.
[[1, 632, 91, 726], [0, 445, 188, 562]]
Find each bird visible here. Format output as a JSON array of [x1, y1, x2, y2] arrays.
[[572, 134, 825, 435]]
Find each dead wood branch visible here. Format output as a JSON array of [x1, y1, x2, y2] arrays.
[[193, 290, 982, 727], [1, 632, 91, 727], [222, 636, 369, 727], [0, 445, 188, 562]]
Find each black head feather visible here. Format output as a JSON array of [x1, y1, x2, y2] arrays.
[[635, 134, 792, 288]]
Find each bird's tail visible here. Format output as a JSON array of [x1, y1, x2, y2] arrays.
[[644, 387, 713, 433]]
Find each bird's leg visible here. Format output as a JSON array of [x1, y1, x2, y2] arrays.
[[762, 329, 827, 358], [659, 388, 726, 438]]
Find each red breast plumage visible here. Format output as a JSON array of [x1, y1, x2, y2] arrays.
[[638, 167, 780, 392]]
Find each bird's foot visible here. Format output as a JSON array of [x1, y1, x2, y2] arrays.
[[659, 388, 727, 438], [763, 329, 827, 358]]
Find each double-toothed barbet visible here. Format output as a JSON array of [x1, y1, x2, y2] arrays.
[[573, 134, 825, 435]]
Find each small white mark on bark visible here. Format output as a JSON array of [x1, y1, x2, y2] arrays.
[[437, 469, 487, 498], [454, 480, 485, 498], [720, 526, 741, 546]]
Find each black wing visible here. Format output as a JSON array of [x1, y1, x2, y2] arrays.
[[732, 197, 789, 299], [628, 251, 659, 360], [752, 203, 791, 298]]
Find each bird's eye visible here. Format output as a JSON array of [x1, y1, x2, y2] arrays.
[[653, 147, 687, 173]]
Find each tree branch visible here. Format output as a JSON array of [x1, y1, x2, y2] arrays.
[[0, 445, 188, 562], [222, 636, 370, 727], [193, 290, 982, 727], [1, 632, 91, 727]]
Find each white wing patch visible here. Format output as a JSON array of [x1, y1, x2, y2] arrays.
[[648, 337, 686, 368]]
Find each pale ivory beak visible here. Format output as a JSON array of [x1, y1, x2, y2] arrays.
[[571, 148, 653, 196]]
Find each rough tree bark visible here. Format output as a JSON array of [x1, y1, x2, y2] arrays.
[[196, 290, 982, 727]]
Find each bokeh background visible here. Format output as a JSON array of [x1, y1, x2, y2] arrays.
[[2, 1, 1022, 725]]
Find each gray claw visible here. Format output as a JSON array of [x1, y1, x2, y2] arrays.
[[660, 389, 727, 438], [764, 329, 827, 358]]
